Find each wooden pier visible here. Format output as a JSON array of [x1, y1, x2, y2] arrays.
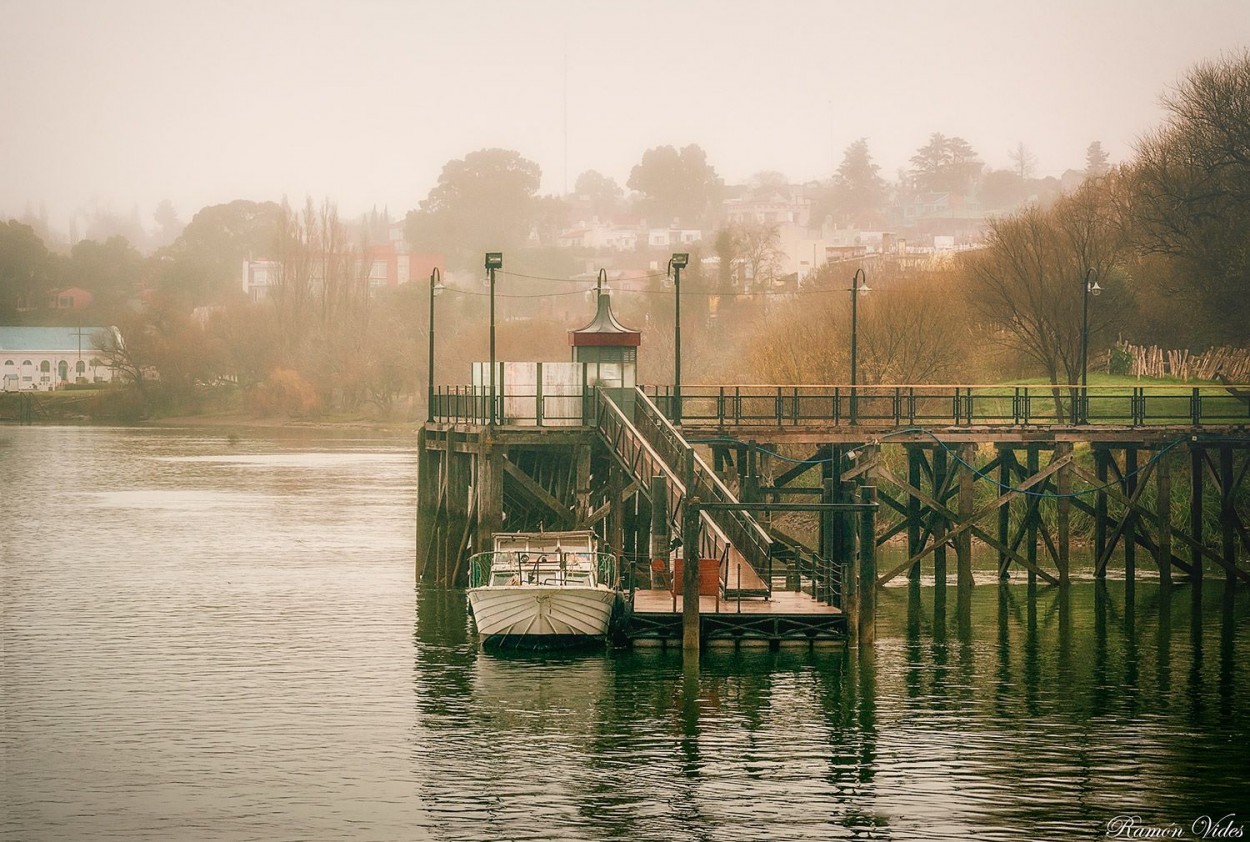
[[418, 379, 1250, 649]]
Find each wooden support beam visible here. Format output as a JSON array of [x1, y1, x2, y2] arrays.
[[773, 445, 831, 487], [449, 495, 478, 587], [1094, 456, 1154, 576], [503, 458, 575, 527], [1094, 446, 1109, 579], [998, 447, 1013, 579], [476, 442, 503, 561], [908, 445, 923, 586], [933, 446, 949, 590], [873, 458, 1068, 586], [1071, 462, 1250, 583], [575, 443, 592, 521], [1221, 445, 1236, 586], [957, 443, 976, 593], [1056, 442, 1073, 586], [858, 485, 878, 645], [609, 462, 625, 572], [1191, 444, 1204, 585], [1026, 447, 1040, 588], [1157, 452, 1172, 586], [1124, 446, 1139, 586]]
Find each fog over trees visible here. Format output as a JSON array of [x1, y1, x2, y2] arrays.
[[2, 53, 1248, 420]]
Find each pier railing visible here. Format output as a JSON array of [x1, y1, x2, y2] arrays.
[[631, 388, 775, 596], [645, 383, 1250, 428], [595, 389, 770, 598]]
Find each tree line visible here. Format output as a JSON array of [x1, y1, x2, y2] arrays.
[[0, 53, 1245, 420]]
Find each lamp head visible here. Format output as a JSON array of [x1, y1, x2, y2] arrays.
[[1089, 280, 1102, 297], [670, 252, 689, 269]]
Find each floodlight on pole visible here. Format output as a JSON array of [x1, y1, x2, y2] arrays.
[[671, 253, 689, 424], [427, 267, 445, 423], [849, 267, 870, 424], [485, 253, 502, 425]]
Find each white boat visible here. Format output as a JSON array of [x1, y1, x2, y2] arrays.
[[466, 530, 622, 648]]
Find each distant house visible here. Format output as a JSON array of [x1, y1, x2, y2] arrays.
[[47, 287, 95, 310], [242, 227, 444, 300], [0, 325, 118, 391]]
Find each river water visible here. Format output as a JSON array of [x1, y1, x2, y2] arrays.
[[2, 426, 1248, 841]]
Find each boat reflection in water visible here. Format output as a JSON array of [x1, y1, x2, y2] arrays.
[[466, 530, 623, 649]]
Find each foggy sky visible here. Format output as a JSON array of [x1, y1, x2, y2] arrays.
[[2, 0, 1247, 234]]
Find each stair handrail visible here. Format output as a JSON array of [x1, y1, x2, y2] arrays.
[[632, 387, 775, 570], [594, 388, 738, 583]]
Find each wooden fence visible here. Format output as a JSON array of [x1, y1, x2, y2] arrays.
[[1119, 342, 1250, 382]]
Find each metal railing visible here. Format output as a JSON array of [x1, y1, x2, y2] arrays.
[[432, 386, 591, 426], [631, 388, 774, 595], [468, 550, 617, 589], [644, 383, 1250, 427], [594, 389, 764, 597]]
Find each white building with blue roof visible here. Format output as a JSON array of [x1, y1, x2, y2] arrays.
[[0, 326, 119, 391]]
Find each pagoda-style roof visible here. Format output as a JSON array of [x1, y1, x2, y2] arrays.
[[569, 292, 640, 348]]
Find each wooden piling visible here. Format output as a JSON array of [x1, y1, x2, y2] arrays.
[[1094, 446, 1109, 581], [907, 446, 922, 586], [476, 438, 503, 557], [1026, 447, 1039, 589], [933, 446, 948, 594], [650, 475, 670, 583], [415, 427, 436, 580], [1055, 441, 1073, 586], [1124, 446, 1138, 587], [608, 462, 625, 582], [957, 444, 976, 592], [682, 499, 702, 656], [1156, 451, 1172, 587], [998, 448, 1012, 579], [1220, 445, 1235, 586], [858, 485, 878, 645], [1191, 443, 1204, 586]]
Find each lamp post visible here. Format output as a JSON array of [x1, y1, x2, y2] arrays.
[[670, 253, 689, 424], [1079, 268, 1102, 424], [426, 267, 445, 423], [485, 252, 503, 426], [849, 267, 870, 424]]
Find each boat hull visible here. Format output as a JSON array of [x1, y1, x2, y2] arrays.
[[468, 586, 618, 647]]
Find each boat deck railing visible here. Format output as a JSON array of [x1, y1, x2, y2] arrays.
[[468, 551, 617, 589]]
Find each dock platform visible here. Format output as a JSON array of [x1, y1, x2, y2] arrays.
[[625, 589, 846, 648]]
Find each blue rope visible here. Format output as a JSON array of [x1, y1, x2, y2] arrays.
[[688, 428, 1191, 499]]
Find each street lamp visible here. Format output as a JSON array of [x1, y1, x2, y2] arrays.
[[1079, 268, 1102, 423], [426, 267, 445, 423], [485, 252, 503, 425], [670, 252, 689, 424], [849, 267, 870, 424]]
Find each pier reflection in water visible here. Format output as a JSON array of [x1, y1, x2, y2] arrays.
[[2, 428, 1247, 841], [415, 580, 1249, 841]]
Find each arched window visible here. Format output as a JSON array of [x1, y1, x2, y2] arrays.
[[58, 360, 69, 380], [39, 360, 50, 373], [22, 360, 32, 368], [3, 360, 12, 366], [76, 360, 86, 375]]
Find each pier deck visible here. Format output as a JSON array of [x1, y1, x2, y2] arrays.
[[627, 589, 846, 647]]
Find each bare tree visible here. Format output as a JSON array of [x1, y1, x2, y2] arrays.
[[1008, 142, 1038, 180], [721, 221, 783, 290], [749, 265, 970, 386], [1130, 52, 1250, 345], [964, 182, 1130, 417]]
